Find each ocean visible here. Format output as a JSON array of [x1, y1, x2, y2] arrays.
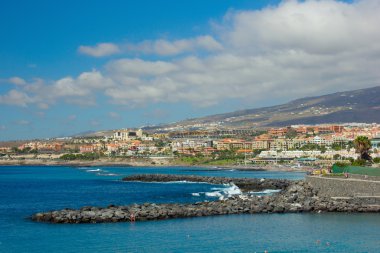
[[0, 166, 379, 252]]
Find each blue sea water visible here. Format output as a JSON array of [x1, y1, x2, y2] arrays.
[[0, 166, 379, 253]]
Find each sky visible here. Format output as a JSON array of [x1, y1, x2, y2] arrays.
[[1, 0, 380, 140]]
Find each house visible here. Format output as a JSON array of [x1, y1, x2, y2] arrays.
[[371, 136, 380, 150], [79, 145, 95, 153], [113, 129, 143, 141]]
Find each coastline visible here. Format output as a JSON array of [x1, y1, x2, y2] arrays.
[[0, 158, 308, 172], [32, 174, 380, 224]]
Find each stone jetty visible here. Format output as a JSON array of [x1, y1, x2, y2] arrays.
[[32, 175, 380, 224], [122, 174, 291, 192]]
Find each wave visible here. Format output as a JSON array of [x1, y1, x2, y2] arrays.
[[192, 183, 243, 200], [96, 173, 120, 177], [86, 169, 102, 172], [249, 189, 281, 195], [77, 167, 91, 170]]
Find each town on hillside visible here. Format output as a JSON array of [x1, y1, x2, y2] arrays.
[[1, 123, 380, 167]]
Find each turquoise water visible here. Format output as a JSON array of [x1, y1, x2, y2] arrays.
[[0, 166, 379, 252]]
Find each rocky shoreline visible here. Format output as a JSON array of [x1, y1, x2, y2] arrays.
[[31, 175, 380, 223], [122, 174, 292, 192]]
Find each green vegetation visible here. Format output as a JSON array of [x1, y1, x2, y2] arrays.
[[174, 149, 249, 166], [331, 143, 343, 151], [351, 159, 367, 166], [11, 147, 38, 154], [334, 161, 351, 167], [333, 154, 341, 160], [323, 173, 344, 177], [60, 153, 100, 161], [299, 144, 326, 152], [285, 128, 297, 139], [373, 157, 380, 164], [354, 136, 372, 161], [334, 158, 371, 167]]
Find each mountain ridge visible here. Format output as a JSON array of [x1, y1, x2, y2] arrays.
[[154, 86, 380, 130]]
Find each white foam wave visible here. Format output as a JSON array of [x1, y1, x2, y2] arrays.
[[205, 191, 223, 198], [96, 173, 120, 177], [249, 189, 281, 195], [193, 183, 243, 200], [77, 167, 91, 170], [86, 169, 102, 172]]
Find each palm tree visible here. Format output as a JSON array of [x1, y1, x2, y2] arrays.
[[353, 136, 372, 161]]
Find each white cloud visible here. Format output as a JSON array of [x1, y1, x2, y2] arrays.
[[67, 115, 76, 121], [0, 90, 33, 107], [16, 120, 31, 126], [0, 125, 6, 131], [2, 0, 380, 110], [221, 0, 380, 55], [127, 35, 223, 56], [108, 112, 121, 119], [78, 43, 120, 57], [8, 77, 26, 86], [102, 0, 380, 106], [90, 120, 101, 126], [0, 70, 112, 107], [107, 58, 178, 76]]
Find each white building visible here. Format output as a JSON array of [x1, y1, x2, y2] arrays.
[[113, 129, 143, 141]]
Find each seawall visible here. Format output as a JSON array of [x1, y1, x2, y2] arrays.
[[306, 176, 380, 197]]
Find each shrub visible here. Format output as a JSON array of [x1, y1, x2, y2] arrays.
[[351, 159, 367, 166], [334, 161, 350, 167]]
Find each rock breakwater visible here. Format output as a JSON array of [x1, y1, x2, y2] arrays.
[[32, 175, 380, 223], [122, 174, 291, 192]]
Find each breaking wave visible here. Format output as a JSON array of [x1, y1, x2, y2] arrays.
[[86, 169, 102, 172], [249, 189, 281, 195], [192, 183, 242, 200]]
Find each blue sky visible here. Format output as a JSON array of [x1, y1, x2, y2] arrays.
[[0, 0, 378, 140]]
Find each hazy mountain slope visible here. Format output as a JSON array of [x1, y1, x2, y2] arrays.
[[161, 86, 380, 129]]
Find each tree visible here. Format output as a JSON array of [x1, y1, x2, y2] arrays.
[[331, 143, 342, 151], [353, 136, 372, 161], [285, 128, 297, 139]]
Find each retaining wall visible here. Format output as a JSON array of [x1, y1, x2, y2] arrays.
[[306, 176, 380, 197]]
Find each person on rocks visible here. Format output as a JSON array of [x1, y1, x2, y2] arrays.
[[130, 212, 136, 222]]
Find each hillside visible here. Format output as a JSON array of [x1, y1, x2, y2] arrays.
[[156, 86, 380, 130]]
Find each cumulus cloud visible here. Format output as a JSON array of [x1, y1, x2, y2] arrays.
[[0, 90, 33, 107], [103, 0, 380, 106], [2, 0, 380, 109], [8, 77, 26, 86], [126, 35, 223, 56], [0, 70, 112, 107], [221, 0, 380, 55], [78, 43, 121, 57]]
